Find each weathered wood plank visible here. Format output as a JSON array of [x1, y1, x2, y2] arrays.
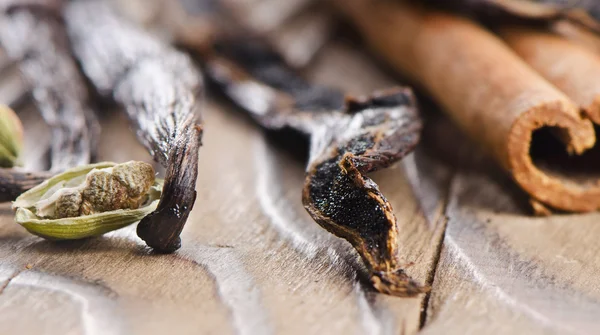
[[421, 126, 600, 334]]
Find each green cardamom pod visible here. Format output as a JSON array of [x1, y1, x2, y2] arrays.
[[12, 161, 163, 240], [0, 106, 23, 168]]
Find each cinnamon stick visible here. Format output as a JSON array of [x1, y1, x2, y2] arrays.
[[334, 0, 600, 212], [500, 26, 600, 124]]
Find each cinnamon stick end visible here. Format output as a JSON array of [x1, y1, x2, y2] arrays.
[[508, 101, 600, 212]]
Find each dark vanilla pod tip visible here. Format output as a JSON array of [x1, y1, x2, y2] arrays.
[[137, 212, 183, 253]]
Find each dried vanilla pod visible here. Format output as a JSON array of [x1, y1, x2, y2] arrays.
[[0, 169, 51, 202], [12, 161, 163, 240], [64, 0, 203, 252], [200, 36, 426, 296], [0, 0, 100, 172]]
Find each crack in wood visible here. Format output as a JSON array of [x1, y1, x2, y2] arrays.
[[418, 171, 455, 330]]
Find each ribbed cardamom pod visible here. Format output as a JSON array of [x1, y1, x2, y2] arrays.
[[12, 161, 162, 240]]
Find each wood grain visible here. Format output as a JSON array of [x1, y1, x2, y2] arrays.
[[421, 145, 600, 335]]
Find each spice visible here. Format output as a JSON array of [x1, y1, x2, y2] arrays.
[[500, 26, 600, 124], [0, 105, 23, 168], [64, 0, 203, 252], [335, 0, 600, 212], [198, 35, 426, 297], [12, 161, 163, 240]]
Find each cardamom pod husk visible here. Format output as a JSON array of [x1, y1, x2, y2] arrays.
[[12, 161, 162, 240], [0, 106, 23, 168]]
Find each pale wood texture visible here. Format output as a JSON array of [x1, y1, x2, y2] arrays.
[[501, 26, 600, 123], [422, 155, 600, 335], [417, 111, 600, 334]]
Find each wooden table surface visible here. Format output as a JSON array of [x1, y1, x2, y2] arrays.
[[2, 9, 600, 334]]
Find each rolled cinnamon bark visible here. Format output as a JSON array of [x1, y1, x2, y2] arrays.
[[500, 26, 600, 124], [333, 0, 600, 212]]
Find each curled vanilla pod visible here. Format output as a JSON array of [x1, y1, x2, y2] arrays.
[[0, 0, 100, 200], [64, 0, 203, 252], [419, 0, 600, 30], [201, 36, 426, 296]]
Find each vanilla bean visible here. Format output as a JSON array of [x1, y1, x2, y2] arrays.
[[65, 0, 203, 252], [170, 0, 426, 295], [0, 0, 99, 172], [199, 36, 425, 296], [0, 169, 51, 202]]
